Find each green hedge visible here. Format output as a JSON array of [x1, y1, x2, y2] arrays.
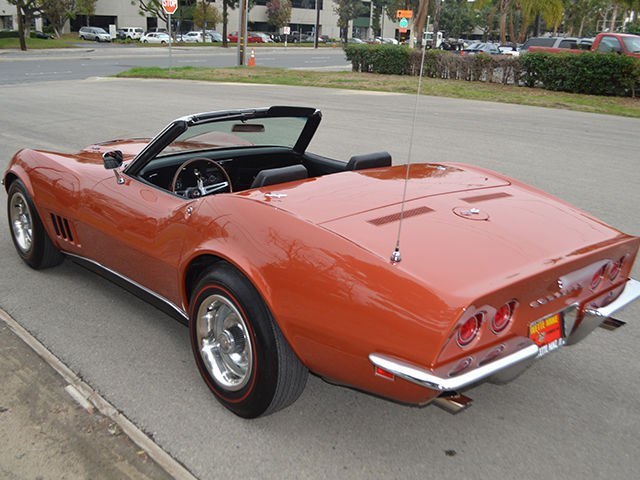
[[520, 52, 639, 96], [343, 44, 640, 97], [344, 44, 412, 75], [0, 31, 19, 39]]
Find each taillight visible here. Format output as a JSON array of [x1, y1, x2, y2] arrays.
[[492, 301, 516, 333], [609, 256, 625, 281], [457, 313, 483, 347], [591, 264, 607, 289]]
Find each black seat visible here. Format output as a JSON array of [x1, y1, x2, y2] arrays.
[[250, 164, 308, 189], [345, 151, 392, 171]]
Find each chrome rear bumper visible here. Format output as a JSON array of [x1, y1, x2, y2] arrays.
[[369, 278, 640, 393]]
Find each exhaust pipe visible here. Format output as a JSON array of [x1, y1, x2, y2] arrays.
[[599, 317, 626, 331], [433, 393, 473, 414]]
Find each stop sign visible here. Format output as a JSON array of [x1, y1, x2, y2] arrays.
[[162, 0, 178, 15]]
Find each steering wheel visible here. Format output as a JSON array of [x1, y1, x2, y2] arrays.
[[170, 158, 233, 198]]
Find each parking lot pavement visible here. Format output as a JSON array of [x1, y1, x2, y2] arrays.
[[1, 79, 639, 480], [0, 312, 192, 480]]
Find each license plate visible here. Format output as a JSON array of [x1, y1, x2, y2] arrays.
[[529, 313, 565, 358]]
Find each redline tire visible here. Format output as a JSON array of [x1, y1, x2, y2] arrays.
[[189, 263, 308, 418]]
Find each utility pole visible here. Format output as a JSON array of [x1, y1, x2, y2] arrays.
[[237, 0, 249, 65]]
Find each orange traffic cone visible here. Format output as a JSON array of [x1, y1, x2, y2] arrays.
[[247, 48, 256, 67]]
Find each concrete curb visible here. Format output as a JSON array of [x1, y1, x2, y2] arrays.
[[0, 308, 198, 480]]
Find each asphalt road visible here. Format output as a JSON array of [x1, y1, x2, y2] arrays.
[[0, 45, 350, 84], [1, 79, 639, 479]]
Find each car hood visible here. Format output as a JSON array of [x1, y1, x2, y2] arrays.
[[241, 163, 628, 297], [80, 138, 151, 159]]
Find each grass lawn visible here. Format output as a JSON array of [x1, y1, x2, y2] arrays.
[[116, 66, 640, 118], [0, 33, 81, 49]]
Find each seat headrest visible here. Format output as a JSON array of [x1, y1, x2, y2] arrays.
[[345, 151, 392, 171], [250, 164, 308, 189]]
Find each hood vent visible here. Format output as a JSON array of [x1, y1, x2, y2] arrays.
[[462, 192, 512, 203], [368, 206, 433, 226]]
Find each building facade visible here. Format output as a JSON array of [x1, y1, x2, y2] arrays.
[[0, 0, 401, 40]]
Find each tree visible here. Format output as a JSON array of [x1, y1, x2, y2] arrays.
[[133, 0, 170, 30], [7, 0, 41, 51], [193, 0, 221, 40], [76, 0, 97, 27], [333, 0, 368, 43], [266, 0, 292, 30], [371, 0, 391, 37], [41, 0, 75, 38], [439, 0, 477, 38], [220, 0, 255, 47]]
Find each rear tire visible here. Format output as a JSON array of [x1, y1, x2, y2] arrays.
[[189, 262, 308, 418], [7, 179, 64, 269]]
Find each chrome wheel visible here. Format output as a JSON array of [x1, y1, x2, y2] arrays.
[[196, 294, 253, 391], [9, 191, 33, 254]]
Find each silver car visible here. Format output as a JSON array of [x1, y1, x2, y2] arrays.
[[79, 26, 112, 42]]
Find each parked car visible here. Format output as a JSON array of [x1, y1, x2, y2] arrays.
[[520, 36, 578, 53], [120, 27, 144, 40], [227, 32, 264, 43], [348, 37, 366, 44], [460, 42, 502, 55], [115, 29, 126, 40], [254, 32, 273, 43], [181, 31, 214, 43], [498, 45, 519, 56], [376, 37, 399, 45], [30, 30, 53, 39], [78, 26, 112, 42], [527, 33, 640, 58], [140, 32, 171, 44], [206, 30, 223, 42], [5, 106, 639, 419]]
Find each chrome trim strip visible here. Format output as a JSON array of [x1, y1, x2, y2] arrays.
[[585, 278, 640, 318], [65, 252, 188, 320], [369, 342, 540, 392]]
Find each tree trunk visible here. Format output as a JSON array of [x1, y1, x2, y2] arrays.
[[222, 3, 228, 47], [578, 15, 586, 37], [499, 0, 510, 45], [432, 0, 441, 45], [16, 3, 26, 51], [414, 0, 429, 46], [610, 5, 618, 32]]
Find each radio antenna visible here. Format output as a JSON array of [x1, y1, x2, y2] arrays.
[[390, 33, 429, 264]]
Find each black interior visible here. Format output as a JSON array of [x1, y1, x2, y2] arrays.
[[135, 146, 392, 197]]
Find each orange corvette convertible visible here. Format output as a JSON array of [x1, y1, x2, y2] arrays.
[[4, 106, 640, 418]]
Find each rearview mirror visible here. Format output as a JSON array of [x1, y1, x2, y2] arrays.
[[232, 123, 265, 133]]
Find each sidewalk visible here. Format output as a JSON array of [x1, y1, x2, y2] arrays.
[[0, 315, 187, 480]]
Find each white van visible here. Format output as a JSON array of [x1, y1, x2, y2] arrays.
[[121, 27, 144, 40]]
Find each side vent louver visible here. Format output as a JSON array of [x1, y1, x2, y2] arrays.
[[50, 214, 77, 244]]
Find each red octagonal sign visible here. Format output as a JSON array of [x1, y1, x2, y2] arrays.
[[162, 0, 178, 15]]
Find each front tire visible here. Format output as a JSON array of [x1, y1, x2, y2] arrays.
[[7, 179, 64, 269], [190, 263, 308, 418]]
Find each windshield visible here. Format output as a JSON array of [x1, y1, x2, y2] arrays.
[[622, 36, 640, 52], [159, 116, 309, 156]]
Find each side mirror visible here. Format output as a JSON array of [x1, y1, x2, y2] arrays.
[[102, 150, 123, 170], [102, 150, 125, 184]]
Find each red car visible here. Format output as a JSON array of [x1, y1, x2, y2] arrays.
[[227, 32, 263, 43], [4, 106, 640, 418]]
